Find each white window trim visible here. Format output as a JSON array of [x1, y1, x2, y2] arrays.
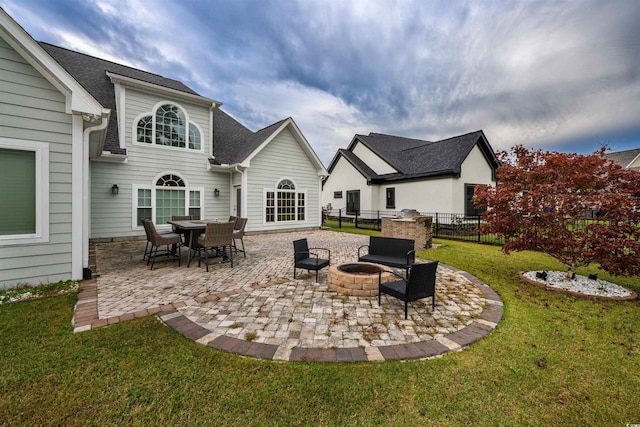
[[132, 182, 204, 231], [131, 101, 205, 154], [0, 138, 49, 245], [263, 177, 308, 225]]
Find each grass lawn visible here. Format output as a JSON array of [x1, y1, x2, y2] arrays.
[[1, 237, 639, 426]]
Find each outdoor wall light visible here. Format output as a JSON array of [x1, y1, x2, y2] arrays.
[[214, 188, 220, 197], [111, 184, 119, 195]]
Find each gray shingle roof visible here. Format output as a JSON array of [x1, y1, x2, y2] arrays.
[[329, 130, 498, 183], [605, 148, 640, 170], [39, 42, 282, 164], [40, 42, 199, 155]]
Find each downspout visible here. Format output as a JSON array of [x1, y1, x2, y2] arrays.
[[81, 111, 110, 272]]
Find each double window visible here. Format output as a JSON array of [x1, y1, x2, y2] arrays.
[[0, 139, 49, 245], [135, 103, 202, 151], [134, 173, 203, 228], [265, 179, 306, 223]]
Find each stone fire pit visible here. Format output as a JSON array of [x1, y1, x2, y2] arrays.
[[327, 262, 395, 296]]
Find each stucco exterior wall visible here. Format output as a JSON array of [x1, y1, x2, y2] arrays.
[[322, 143, 497, 216], [351, 141, 397, 175]]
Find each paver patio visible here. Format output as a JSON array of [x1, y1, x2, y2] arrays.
[[73, 230, 503, 362]]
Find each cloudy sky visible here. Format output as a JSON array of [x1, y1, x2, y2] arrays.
[[2, 0, 639, 166]]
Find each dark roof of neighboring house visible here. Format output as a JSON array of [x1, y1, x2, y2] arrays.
[[39, 42, 281, 164], [605, 148, 640, 170], [328, 130, 498, 183]]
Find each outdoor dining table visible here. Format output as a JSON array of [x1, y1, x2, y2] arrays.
[[167, 219, 219, 267]]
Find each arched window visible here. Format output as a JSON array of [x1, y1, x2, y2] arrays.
[[135, 103, 201, 151], [265, 178, 306, 223], [134, 173, 203, 227], [137, 115, 152, 144], [156, 104, 186, 147], [277, 179, 295, 190], [188, 123, 200, 150]]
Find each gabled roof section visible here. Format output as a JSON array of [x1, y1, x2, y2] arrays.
[[329, 129, 498, 183], [39, 42, 215, 155], [352, 133, 430, 174], [211, 113, 327, 175], [210, 108, 256, 164], [333, 149, 381, 181], [605, 148, 640, 170], [399, 130, 497, 176], [0, 8, 105, 117]]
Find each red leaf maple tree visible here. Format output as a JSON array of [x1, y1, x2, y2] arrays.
[[473, 145, 640, 279]]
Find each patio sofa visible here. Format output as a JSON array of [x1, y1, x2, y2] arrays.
[[358, 236, 415, 277]]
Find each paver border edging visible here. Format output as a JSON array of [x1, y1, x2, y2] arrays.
[[71, 260, 503, 362], [156, 262, 504, 363]]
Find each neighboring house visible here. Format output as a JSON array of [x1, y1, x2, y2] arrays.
[[322, 130, 498, 216], [605, 148, 640, 171], [0, 9, 326, 289]]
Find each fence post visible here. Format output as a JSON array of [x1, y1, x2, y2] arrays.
[[338, 209, 342, 228], [377, 210, 380, 231], [435, 212, 439, 238], [477, 215, 481, 243], [355, 209, 359, 228]]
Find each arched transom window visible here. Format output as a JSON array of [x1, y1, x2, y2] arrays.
[[265, 178, 306, 223], [135, 103, 201, 151], [134, 173, 203, 228]]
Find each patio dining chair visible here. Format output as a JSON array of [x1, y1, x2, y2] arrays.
[[378, 261, 439, 319], [197, 221, 235, 271], [293, 238, 330, 282], [143, 219, 183, 270], [232, 217, 248, 257], [142, 219, 173, 261]]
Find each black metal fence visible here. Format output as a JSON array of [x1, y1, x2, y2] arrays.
[[322, 209, 504, 245]]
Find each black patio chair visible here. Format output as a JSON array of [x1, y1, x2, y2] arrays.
[[378, 261, 439, 319], [293, 238, 330, 282]]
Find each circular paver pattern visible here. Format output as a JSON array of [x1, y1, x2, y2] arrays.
[[75, 230, 503, 362]]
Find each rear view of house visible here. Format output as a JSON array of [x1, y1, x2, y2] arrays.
[[0, 8, 327, 289]]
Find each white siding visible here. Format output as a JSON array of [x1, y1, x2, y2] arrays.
[[90, 88, 229, 239], [0, 39, 73, 288], [246, 126, 322, 232]]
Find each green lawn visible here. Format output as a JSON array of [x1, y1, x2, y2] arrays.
[[1, 237, 639, 426]]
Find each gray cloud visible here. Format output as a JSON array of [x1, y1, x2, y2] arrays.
[[3, 0, 639, 165]]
